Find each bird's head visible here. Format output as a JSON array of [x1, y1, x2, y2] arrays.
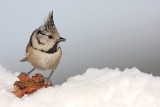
[[30, 11, 66, 52]]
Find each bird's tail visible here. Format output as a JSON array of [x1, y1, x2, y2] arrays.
[[20, 57, 28, 62]]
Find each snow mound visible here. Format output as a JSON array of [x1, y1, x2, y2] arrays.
[[0, 65, 160, 107]]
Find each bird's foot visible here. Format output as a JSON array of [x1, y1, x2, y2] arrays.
[[19, 72, 30, 77], [40, 77, 52, 85], [20, 72, 27, 76]]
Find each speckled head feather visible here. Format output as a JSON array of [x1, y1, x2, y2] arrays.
[[44, 11, 55, 30]]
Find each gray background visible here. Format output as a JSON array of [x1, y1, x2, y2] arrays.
[[0, 0, 160, 85]]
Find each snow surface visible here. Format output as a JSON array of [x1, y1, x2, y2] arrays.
[[0, 64, 160, 107]]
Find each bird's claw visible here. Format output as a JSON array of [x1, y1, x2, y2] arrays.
[[40, 77, 52, 85], [20, 72, 27, 76], [19, 72, 30, 77]]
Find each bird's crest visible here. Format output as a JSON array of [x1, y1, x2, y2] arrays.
[[44, 11, 55, 30]]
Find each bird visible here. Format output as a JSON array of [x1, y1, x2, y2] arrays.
[[20, 11, 66, 84]]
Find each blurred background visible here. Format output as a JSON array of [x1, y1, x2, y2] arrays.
[[0, 0, 160, 85]]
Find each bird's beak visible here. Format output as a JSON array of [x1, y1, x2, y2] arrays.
[[57, 37, 66, 42]]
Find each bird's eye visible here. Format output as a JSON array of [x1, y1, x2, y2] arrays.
[[48, 35, 53, 39]]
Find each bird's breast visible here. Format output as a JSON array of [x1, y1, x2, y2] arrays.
[[27, 47, 62, 71]]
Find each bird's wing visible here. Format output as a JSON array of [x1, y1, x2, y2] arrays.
[[20, 41, 31, 62], [20, 57, 28, 62]]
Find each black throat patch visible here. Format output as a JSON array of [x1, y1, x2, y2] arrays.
[[31, 42, 59, 54], [45, 42, 59, 54]]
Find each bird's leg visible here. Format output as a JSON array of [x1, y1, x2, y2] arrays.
[[20, 68, 35, 77], [41, 70, 54, 85], [27, 68, 35, 76]]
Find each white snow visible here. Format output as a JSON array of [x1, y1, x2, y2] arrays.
[[0, 64, 160, 107]]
